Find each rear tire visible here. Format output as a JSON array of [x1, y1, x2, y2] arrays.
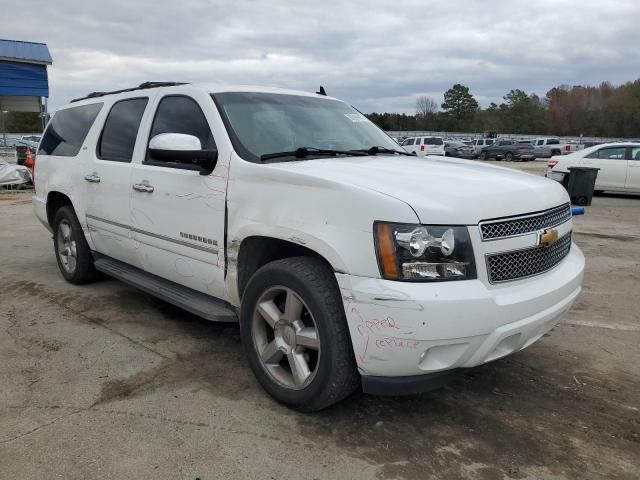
[[240, 257, 359, 411], [479, 151, 488, 161], [53, 206, 96, 284]]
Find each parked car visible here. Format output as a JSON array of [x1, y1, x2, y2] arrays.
[[479, 140, 536, 161], [533, 138, 584, 157], [21, 135, 41, 143], [547, 142, 640, 193], [33, 82, 584, 411], [471, 138, 494, 157], [532, 138, 563, 158], [444, 141, 475, 158], [401, 136, 445, 156]]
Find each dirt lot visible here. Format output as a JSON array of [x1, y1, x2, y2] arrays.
[[1, 164, 639, 480]]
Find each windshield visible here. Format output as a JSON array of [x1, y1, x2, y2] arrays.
[[212, 92, 402, 161]]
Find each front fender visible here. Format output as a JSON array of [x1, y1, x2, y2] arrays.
[[225, 152, 419, 306]]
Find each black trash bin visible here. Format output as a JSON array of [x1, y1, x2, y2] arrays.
[[566, 167, 599, 206]]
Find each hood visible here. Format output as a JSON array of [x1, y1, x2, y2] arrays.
[[267, 155, 569, 224]]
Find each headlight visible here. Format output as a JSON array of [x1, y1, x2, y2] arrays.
[[374, 222, 476, 281]]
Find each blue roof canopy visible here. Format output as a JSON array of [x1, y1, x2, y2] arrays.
[[0, 39, 52, 64], [0, 62, 49, 97], [0, 39, 51, 99]]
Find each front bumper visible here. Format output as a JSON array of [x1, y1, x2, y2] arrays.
[[337, 245, 584, 379]]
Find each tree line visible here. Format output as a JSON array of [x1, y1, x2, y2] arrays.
[[2, 111, 42, 133], [366, 80, 640, 138]]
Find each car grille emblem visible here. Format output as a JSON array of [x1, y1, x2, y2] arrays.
[[538, 228, 559, 247]]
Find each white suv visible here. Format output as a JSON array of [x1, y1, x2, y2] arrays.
[[33, 82, 585, 411]]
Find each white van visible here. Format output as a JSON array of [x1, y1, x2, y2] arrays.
[[401, 136, 445, 156], [33, 82, 584, 410]]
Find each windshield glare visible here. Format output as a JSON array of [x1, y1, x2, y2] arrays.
[[212, 92, 401, 161]]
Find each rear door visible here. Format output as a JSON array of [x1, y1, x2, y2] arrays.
[[625, 146, 640, 192], [84, 97, 149, 267], [414, 137, 424, 156], [129, 93, 229, 299], [582, 146, 628, 191]]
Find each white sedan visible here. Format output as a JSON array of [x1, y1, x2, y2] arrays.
[[547, 142, 640, 194]]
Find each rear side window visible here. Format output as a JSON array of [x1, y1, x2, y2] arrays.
[[415, 138, 421, 145], [547, 139, 560, 145], [98, 98, 148, 162], [38, 103, 103, 156], [405, 138, 415, 146], [424, 137, 443, 145], [486, 140, 494, 145]]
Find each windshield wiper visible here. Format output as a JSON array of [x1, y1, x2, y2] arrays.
[[349, 146, 415, 156], [260, 147, 368, 162]]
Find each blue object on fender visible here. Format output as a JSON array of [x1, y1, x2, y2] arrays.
[[571, 207, 585, 216]]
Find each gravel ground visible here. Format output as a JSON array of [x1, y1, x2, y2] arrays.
[[1, 164, 638, 480]]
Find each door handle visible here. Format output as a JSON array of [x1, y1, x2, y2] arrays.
[[132, 183, 154, 193], [84, 173, 101, 183]]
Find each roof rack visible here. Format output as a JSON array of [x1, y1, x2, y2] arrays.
[[70, 81, 189, 103]]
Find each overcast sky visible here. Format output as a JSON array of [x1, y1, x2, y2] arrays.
[[5, 0, 640, 113]]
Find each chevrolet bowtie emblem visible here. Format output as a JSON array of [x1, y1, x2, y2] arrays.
[[539, 228, 559, 246]]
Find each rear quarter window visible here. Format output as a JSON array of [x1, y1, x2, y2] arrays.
[[38, 103, 103, 157]]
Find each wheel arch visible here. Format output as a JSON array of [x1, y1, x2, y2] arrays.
[[233, 235, 339, 305], [46, 191, 74, 227]]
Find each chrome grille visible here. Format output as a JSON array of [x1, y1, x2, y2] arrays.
[[486, 233, 572, 283], [480, 203, 571, 241]]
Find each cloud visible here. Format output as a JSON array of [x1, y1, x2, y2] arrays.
[[5, 0, 640, 113]]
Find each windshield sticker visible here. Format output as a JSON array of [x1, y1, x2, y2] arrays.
[[344, 113, 368, 123]]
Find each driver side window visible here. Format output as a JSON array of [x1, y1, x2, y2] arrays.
[[146, 96, 215, 164]]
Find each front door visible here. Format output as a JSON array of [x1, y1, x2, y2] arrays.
[[129, 93, 229, 300], [85, 97, 149, 267], [582, 146, 628, 191], [626, 146, 640, 192]]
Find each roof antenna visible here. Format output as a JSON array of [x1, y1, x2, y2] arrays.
[[316, 86, 327, 96]]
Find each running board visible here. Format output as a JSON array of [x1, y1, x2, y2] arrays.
[[93, 254, 237, 322]]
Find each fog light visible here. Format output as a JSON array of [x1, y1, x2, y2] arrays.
[[402, 261, 468, 280]]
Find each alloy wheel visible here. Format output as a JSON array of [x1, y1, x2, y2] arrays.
[[251, 286, 321, 390], [57, 219, 77, 273]]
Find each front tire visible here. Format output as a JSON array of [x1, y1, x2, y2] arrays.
[[240, 257, 359, 411], [505, 152, 514, 161], [53, 206, 96, 284]]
